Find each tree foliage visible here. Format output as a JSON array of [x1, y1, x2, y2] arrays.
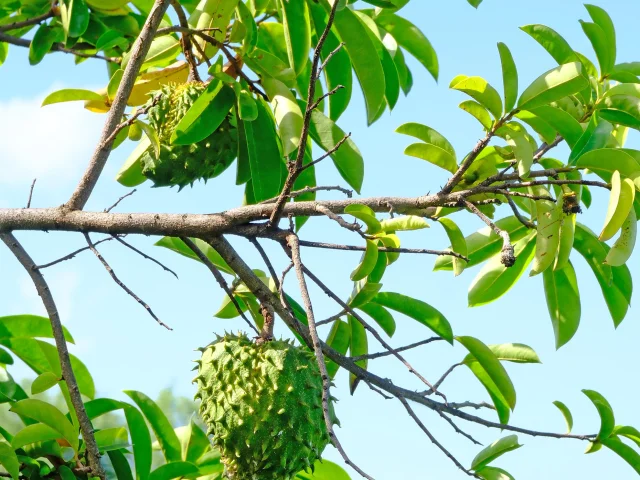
[[0, 0, 640, 478]]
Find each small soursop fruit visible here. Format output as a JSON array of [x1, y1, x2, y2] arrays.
[[194, 333, 337, 480], [141, 82, 237, 188]]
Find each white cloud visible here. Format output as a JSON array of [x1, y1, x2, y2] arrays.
[[0, 89, 104, 187]]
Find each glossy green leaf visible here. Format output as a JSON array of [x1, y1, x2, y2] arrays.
[[41, 88, 104, 106], [583, 389, 615, 440], [394, 47, 413, 95], [349, 282, 382, 309], [326, 319, 350, 378], [498, 42, 518, 112], [518, 62, 588, 110], [467, 359, 511, 424], [10, 399, 78, 451], [468, 232, 536, 307], [471, 435, 522, 471], [553, 400, 574, 433], [263, 77, 303, 156], [574, 223, 631, 327], [463, 343, 541, 365], [580, 21, 613, 76], [450, 75, 503, 119], [585, 4, 616, 68], [402, 143, 457, 173], [296, 459, 351, 479], [124, 391, 182, 463], [374, 292, 453, 343], [599, 171, 635, 241], [0, 315, 73, 342], [108, 449, 135, 480], [31, 371, 59, 395], [435, 216, 530, 271], [279, 0, 310, 74], [350, 240, 379, 281], [438, 217, 468, 276], [213, 294, 247, 319], [460, 100, 493, 130], [122, 36, 181, 71], [569, 114, 614, 164], [530, 195, 562, 276], [171, 81, 236, 145], [344, 204, 381, 234], [0, 442, 19, 480], [543, 261, 581, 349], [29, 25, 64, 65], [527, 105, 583, 148], [60, 0, 89, 38], [245, 48, 296, 87], [375, 11, 438, 81], [358, 302, 395, 337], [380, 215, 429, 232], [124, 405, 152, 480], [348, 314, 368, 394], [155, 237, 234, 275], [95, 427, 129, 452], [11, 424, 61, 450], [605, 209, 637, 266], [613, 426, 640, 449], [457, 337, 517, 410], [308, 109, 364, 193], [498, 122, 534, 177], [476, 467, 515, 480], [520, 24, 578, 65], [515, 110, 557, 145], [602, 436, 640, 475], [396, 122, 455, 154], [597, 95, 640, 129], [0, 43, 7, 67], [328, 3, 385, 124], [576, 148, 640, 187]]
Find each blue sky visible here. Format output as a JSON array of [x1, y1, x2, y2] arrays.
[[1, 0, 640, 478]]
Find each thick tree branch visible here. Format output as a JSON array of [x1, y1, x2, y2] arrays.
[[0, 233, 106, 479], [65, 0, 170, 211]]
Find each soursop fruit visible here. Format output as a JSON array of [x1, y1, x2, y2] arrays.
[[194, 333, 337, 480], [140, 82, 237, 188]]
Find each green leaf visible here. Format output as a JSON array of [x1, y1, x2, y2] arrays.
[[41, 88, 104, 106], [9, 399, 78, 451], [349, 282, 383, 309], [402, 143, 457, 173], [358, 302, 396, 337], [116, 136, 149, 187], [515, 110, 557, 145], [468, 232, 537, 307], [171, 82, 236, 145], [498, 42, 518, 113], [31, 372, 60, 395], [108, 450, 135, 480], [569, 114, 614, 164], [457, 337, 517, 410], [180, 419, 210, 463], [29, 25, 64, 65], [95, 427, 129, 452], [296, 459, 351, 479], [576, 148, 640, 187], [527, 105, 583, 148], [530, 195, 562, 276], [236, 0, 257, 52], [344, 204, 381, 234], [613, 426, 640, 449], [599, 171, 635, 241], [605, 209, 637, 266], [459, 100, 493, 130], [124, 391, 182, 463], [326, 319, 351, 378], [308, 0, 352, 121], [11, 424, 61, 450], [148, 462, 199, 480], [351, 240, 379, 281], [262, 77, 303, 156], [438, 218, 468, 276], [435, 216, 530, 271], [394, 48, 413, 95], [348, 314, 368, 394], [498, 122, 533, 177], [0, 442, 19, 480], [328, 3, 385, 124], [580, 21, 613, 76], [122, 36, 181, 71], [602, 436, 640, 475], [0, 43, 7, 67], [553, 400, 574, 433], [124, 405, 152, 480], [279, 0, 310, 74], [375, 11, 438, 81], [380, 215, 429, 233], [463, 343, 541, 365], [60, 0, 89, 38], [583, 389, 615, 440], [0, 347, 12, 365], [597, 94, 640, 129], [471, 435, 522, 471], [214, 295, 247, 319], [585, 4, 616, 69], [520, 24, 578, 65], [245, 48, 296, 87], [0, 315, 73, 342], [450, 76, 503, 119], [476, 467, 515, 480], [518, 62, 588, 110], [155, 237, 234, 275], [84, 398, 124, 420], [574, 223, 631, 327], [308, 109, 364, 193], [468, 359, 511, 423], [374, 292, 453, 343], [543, 261, 581, 349], [396, 122, 455, 155]]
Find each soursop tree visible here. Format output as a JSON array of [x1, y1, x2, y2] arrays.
[[0, 0, 640, 478]]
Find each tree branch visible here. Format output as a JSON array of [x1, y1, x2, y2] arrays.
[[0, 31, 119, 62], [0, 233, 106, 479], [65, 0, 170, 211], [463, 200, 515, 267]]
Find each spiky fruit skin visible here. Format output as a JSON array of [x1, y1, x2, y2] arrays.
[[195, 334, 335, 480], [141, 82, 237, 188]]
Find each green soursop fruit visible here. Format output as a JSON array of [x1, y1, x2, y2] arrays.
[[140, 82, 237, 188], [194, 333, 337, 480]]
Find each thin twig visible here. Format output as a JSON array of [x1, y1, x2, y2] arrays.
[[170, 0, 201, 82], [65, 0, 170, 211], [259, 185, 353, 204], [247, 237, 281, 291], [463, 199, 515, 267], [297, 240, 470, 261], [437, 411, 483, 445], [84, 233, 171, 330], [506, 197, 536, 229], [36, 236, 121, 269], [533, 135, 563, 162], [302, 134, 351, 171], [316, 309, 347, 327], [0, 9, 55, 32], [0, 233, 106, 479], [427, 363, 462, 394], [181, 237, 259, 336], [112, 236, 178, 279], [399, 397, 481, 478], [26, 179, 36, 208], [351, 338, 443, 362], [315, 205, 364, 236], [288, 234, 375, 480], [103, 95, 160, 147], [105, 189, 137, 213], [317, 42, 345, 77], [0, 31, 119, 62]]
